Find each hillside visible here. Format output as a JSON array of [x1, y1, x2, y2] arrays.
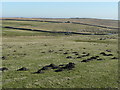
[[1, 18, 118, 28]]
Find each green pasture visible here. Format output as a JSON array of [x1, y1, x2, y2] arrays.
[[1, 19, 118, 88]]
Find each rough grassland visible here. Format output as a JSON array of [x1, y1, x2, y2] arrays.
[[1, 19, 118, 88], [2, 18, 118, 28], [2, 20, 118, 34]]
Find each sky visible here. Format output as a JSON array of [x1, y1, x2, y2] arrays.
[[2, 2, 118, 20]]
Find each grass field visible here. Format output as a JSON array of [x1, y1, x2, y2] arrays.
[[1, 18, 118, 88], [2, 18, 118, 28]]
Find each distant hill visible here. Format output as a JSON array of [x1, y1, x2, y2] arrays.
[[68, 18, 118, 28], [1, 17, 118, 28]]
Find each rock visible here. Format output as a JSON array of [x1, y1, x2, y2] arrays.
[[7, 54, 10, 56], [95, 56, 99, 58], [81, 60, 89, 62], [83, 56, 99, 62], [59, 50, 63, 51], [90, 56, 97, 59], [100, 52, 106, 55], [46, 64, 55, 67], [40, 66, 51, 70], [81, 55, 86, 57], [106, 49, 111, 52], [72, 52, 78, 54], [44, 44, 47, 46], [0, 67, 8, 71], [66, 56, 72, 59], [8, 46, 12, 48], [23, 53, 27, 55], [85, 53, 90, 56], [52, 66, 59, 69], [59, 64, 65, 66], [117, 51, 119, 54], [17, 67, 29, 71], [63, 62, 75, 70], [55, 62, 75, 72], [13, 50, 16, 52], [100, 52, 113, 56], [45, 64, 59, 69], [55, 68, 63, 72], [33, 70, 44, 74], [75, 53, 79, 55], [76, 56, 82, 58], [2, 56, 6, 60], [48, 50, 54, 52], [63, 52, 68, 54], [111, 57, 118, 59], [33, 63, 59, 74], [100, 51, 113, 56], [82, 52, 86, 54], [97, 58, 103, 61], [87, 58, 93, 61], [106, 54, 113, 56], [66, 21, 71, 23]]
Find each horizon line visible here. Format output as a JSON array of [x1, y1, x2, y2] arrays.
[[1, 17, 118, 20]]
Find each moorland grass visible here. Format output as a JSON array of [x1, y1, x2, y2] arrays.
[[2, 20, 117, 34], [1, 19, 118, 88]]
